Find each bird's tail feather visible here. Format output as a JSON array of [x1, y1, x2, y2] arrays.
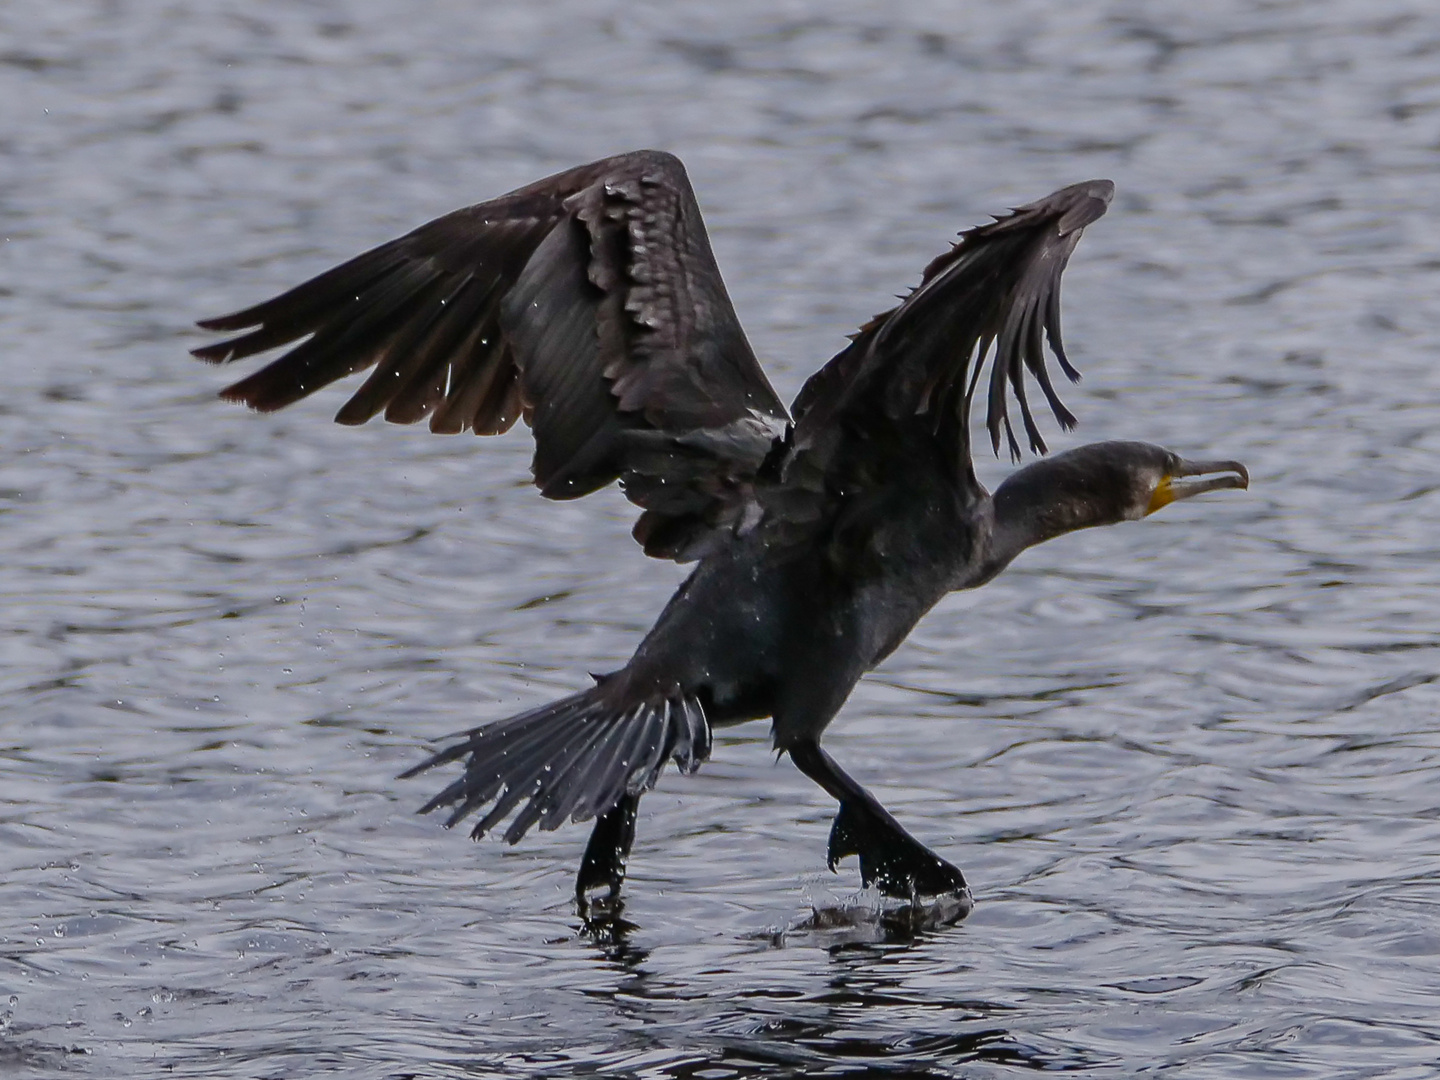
[[400, 686, 711, 844]]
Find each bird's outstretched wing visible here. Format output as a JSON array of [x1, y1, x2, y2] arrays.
[[193, 150, 789, 561], [786, 180, 1114, 485]]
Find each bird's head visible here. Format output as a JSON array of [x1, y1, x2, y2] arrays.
[[1063, 440, 1249, 522], [992, 440, 1249, 551]]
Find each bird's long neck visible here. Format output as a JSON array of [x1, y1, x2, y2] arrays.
[[985, 454, 1131, 575]]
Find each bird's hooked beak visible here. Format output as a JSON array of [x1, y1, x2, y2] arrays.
[[1146, 457, 1249, 515]]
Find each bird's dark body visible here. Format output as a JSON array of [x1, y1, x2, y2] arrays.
[[194, 150, 1247, 913], [626, 470, 981, 748]]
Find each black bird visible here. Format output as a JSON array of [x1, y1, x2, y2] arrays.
[[194, 151, 1247, 912]]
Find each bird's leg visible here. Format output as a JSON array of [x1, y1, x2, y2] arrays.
[[789, 740, 968, 900], [575, 791, 640, 915]]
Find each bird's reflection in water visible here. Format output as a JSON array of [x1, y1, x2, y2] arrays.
[[572, 894, 654, 974], [781, 888, 974, 947], [569, 897, 1088, 1076], [577, 885, 971, 956]]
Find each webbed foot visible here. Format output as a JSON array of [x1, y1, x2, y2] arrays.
[[575, 793, 639, 917], [828, 798, 969, 900]]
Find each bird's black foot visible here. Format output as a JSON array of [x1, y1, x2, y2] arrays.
[[828, 797, 969, 900], [788, 739, 970, 904], [575, 792, 640, 919]]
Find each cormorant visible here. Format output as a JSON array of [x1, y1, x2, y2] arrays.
[[194, 151, 1247, 912]]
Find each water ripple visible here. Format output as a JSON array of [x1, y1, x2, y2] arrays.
[[3, 0, 1440, 1076]]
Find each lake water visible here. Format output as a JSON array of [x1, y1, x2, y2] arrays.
[[3, 1, 1439, 1076]]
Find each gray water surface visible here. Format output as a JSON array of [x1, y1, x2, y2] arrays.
[[3, 1, 1440, 1076]]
